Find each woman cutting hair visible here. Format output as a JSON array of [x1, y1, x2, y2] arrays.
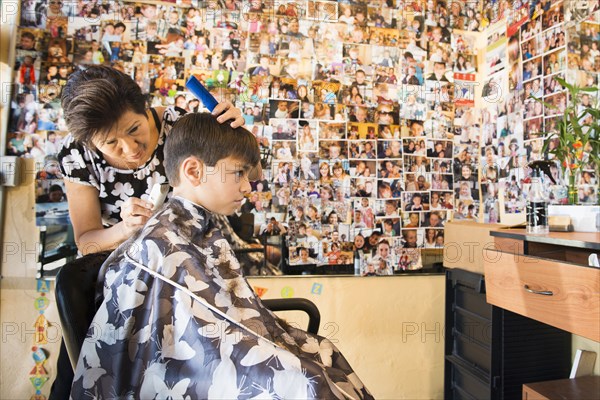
[[51, 65, 258, 399], [58, 65, 252, 254]]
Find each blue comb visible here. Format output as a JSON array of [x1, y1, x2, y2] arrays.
[[186, 75, 218, 112]]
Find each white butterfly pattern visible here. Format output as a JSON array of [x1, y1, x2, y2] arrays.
[[70, 197, 373, 399]]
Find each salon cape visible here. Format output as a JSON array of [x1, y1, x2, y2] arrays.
[[70, 197, 372, 399]]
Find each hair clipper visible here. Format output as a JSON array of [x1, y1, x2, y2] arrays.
[[148, 183, 169, 211]]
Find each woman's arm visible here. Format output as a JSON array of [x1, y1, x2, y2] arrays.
[[64, 180, 152, 254]]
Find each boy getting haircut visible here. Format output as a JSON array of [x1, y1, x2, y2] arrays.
[[71, 113, 372, 399]]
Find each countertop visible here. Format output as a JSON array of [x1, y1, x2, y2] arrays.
[[491, 229, 600, 251]]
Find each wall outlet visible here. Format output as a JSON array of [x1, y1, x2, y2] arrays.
[[0, 156, 23, 186]]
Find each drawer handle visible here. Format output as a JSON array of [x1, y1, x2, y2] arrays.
[[524, 284, 553, 296]]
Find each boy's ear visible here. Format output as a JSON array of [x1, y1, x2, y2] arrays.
[[181, 156, 204, 186]]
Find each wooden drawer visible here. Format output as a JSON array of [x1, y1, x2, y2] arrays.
[[484, 250, 600, 341]]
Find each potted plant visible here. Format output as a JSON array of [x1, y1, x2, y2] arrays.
[[533, 77, 599, 204], [533, 77, 600, 231]]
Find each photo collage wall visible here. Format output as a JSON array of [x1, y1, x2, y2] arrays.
[[6, 0, 599, 275], [481, 0, 600, 225]]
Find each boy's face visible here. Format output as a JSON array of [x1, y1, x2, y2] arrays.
[[385, 203, 396, 214], [193, 156, 252, 215], [142, 6, 156, 19], [405, 230, 417, 246], [329, 146, 340, 158], [356, 71, 365, 83], [409, 213, 419, 225], [20, 36, 35, 50]]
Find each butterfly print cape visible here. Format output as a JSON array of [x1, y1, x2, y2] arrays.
[[71, 196, 373, 399]]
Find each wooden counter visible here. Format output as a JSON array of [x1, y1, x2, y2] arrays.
[[484, 229, 600, 342], [523, 376, 600, 400], [491, 229, 600, 251]]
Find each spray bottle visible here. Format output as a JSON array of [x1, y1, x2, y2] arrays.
[[526, 160, 556, 234]]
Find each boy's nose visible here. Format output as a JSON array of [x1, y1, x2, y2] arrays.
[[240, 175, 252, 194]]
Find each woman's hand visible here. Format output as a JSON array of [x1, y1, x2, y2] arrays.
[[119, 197, 154, 236], [213, 101, 245, 128]]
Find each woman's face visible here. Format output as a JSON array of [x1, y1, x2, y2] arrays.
[[298, 85, 307, 97], [92, 110, 152, 167], [320, 164, 329, 175]]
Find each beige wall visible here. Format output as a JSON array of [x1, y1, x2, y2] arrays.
[[248, 275, 446, 399], [1, 275, 446, 399]]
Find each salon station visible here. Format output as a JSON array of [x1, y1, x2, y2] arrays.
[[1, 0, 599, 399]]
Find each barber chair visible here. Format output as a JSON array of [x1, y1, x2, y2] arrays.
[[55, 253, 320, 370]]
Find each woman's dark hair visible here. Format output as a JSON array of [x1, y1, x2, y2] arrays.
[[164, 113, 260, 186], [61, 65, 146, 149]]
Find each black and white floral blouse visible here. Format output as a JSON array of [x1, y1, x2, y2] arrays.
[[57, 107, 183, 226]]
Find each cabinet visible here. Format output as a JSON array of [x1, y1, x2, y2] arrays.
[[445, 269, 571, 400], [484, 229, 600, 342]]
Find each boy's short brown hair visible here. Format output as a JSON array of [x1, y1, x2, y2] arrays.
[[164, 113, 260, 186]]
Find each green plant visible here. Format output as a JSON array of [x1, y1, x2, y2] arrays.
[[532, 77, 600, 204]]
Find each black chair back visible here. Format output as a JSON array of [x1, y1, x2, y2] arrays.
[[262, 298, 321, 335], [54, 252, 110, 370]]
